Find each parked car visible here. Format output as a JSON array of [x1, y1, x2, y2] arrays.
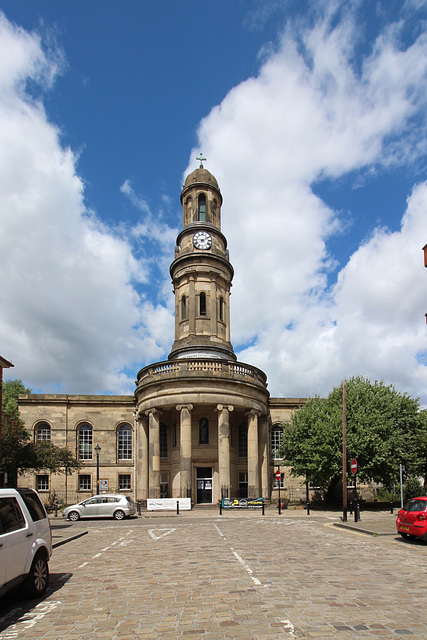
[[0, 488, 52, 598], [396, 496, 427, 542], [63, 494, 136, 521]]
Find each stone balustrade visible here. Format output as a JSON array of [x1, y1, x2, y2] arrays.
[[136, 358, 268, 389]]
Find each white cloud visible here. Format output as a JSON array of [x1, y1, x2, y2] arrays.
[[3, 2, 427, 408], [188, 2, 427, 404], [0, 13, 174, 394]]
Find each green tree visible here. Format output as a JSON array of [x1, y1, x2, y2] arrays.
[[1, 379, 32, 484], [1, 379, 80, 486], [280, 376, 426, 501], [2, 379, 31, 415]]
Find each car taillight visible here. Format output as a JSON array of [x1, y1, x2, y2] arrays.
[[417, 513, 426, 521]]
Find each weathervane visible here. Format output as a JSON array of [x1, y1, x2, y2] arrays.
[[196, 153, 206, 168]]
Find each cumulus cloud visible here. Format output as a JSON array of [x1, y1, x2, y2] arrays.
[[0, 13, 174, 393], [3, 1, 427, 407], [188, 1, 427, 403]]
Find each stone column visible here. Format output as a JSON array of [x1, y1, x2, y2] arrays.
[[247, 409, 260, 498], [189, 277, 195, 334], [135, 412, 149, 500], [146, 409, 160, 499], [259, 416, 269, 500], [217, 404, 233, 498], [210, 274, 217, 336], [177, 404, 193, 497]]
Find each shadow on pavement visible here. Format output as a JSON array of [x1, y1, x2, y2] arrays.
[[0, 572, 72, 634]]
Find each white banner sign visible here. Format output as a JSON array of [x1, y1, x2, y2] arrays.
[[147, 498, 191, 511]]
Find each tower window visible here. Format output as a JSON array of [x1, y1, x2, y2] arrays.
[[219, 297, 224, 321], [181, 295, 188, 320], [199, 292, 206, 316], [199, 418, 209, 445], [198, 194, 206, 221]]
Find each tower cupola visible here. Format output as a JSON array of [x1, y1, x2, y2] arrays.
[[168, 159, 235, 361]]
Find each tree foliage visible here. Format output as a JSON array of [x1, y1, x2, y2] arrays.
[[2, 379, 31, 415], [1, 379, 80, 485], [280, 376, 427, 498]]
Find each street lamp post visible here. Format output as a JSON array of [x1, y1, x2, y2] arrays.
[[95, 444, 101, 494]]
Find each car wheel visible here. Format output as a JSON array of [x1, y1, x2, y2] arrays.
[[68, 510, 80, 521], [113, 509, 125, 520], [399, 532, 408, 539], [20, 552, 49, 598]]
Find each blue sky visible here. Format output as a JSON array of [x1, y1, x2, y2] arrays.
[[2, 0, 427, 405]]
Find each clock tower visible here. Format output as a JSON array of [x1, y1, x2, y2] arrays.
[[169, 159, 235, 361]]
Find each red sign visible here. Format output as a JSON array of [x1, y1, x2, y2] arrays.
[[275, 470, 281, 481], [350, 458, 358, 474]]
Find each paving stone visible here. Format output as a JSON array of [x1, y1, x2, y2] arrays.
[[1, 512, 426, 639]]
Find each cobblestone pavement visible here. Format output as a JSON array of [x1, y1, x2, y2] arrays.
[[0, 511, 426, 640]]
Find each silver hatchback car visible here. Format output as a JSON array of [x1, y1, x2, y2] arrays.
[[63, 494, 136, 521]]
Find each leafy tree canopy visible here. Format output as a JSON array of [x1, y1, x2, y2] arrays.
[[1, 379, 80, 485], [280, 376, 427, 497], [2, 379, 31, 416]]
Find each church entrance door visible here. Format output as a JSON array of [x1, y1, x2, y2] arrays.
[[196, 467, 212, 503]]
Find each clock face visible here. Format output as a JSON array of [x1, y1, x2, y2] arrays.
[[193, 231, 212, 250]]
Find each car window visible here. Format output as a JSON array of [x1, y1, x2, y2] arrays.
[[408, 500, 426, 512], [0, 497, 26, 533], [18, 490, 46, 522]]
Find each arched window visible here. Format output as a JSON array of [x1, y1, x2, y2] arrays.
[[35, 422, 51, 442], [198, 194, 206, 221], [199, 292, 206, 316], [181, 295, 188, 320], [238, 423, 248, 458], [78, 423, 92, 460], [271, 425, 283, 459], [160, 422, 168, 458], [199, 418, 209, 445], [118, 424, 132, 460], [219, 296, 224, 321]]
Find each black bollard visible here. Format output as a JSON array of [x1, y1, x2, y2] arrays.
[[390, 499, 393, 514], [262, 502, 265, 516], [355, 500, 360, 523], [219, 501, 222, 515], [176, 500, 179, 515]]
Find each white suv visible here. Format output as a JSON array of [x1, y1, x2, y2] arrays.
[[0, 488, 52, 598]]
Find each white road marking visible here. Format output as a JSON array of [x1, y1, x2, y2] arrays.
[[213, 523, 226, 539], [148, 528, 176, 540], [76, 530, 133, 569], [118, 539, 133, 546], [280, 619, 296, 637], [231, 548, 262, 586], [0, 601, 61, 639]]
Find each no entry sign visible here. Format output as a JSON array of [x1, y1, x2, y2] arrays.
[[350, 458, 358, 474], [275, 469, 281, 481]]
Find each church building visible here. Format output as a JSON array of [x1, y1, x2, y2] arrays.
[[18, 163, 306, 506]]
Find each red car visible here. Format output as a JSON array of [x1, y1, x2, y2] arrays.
[[396, 496, 427, 541]]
